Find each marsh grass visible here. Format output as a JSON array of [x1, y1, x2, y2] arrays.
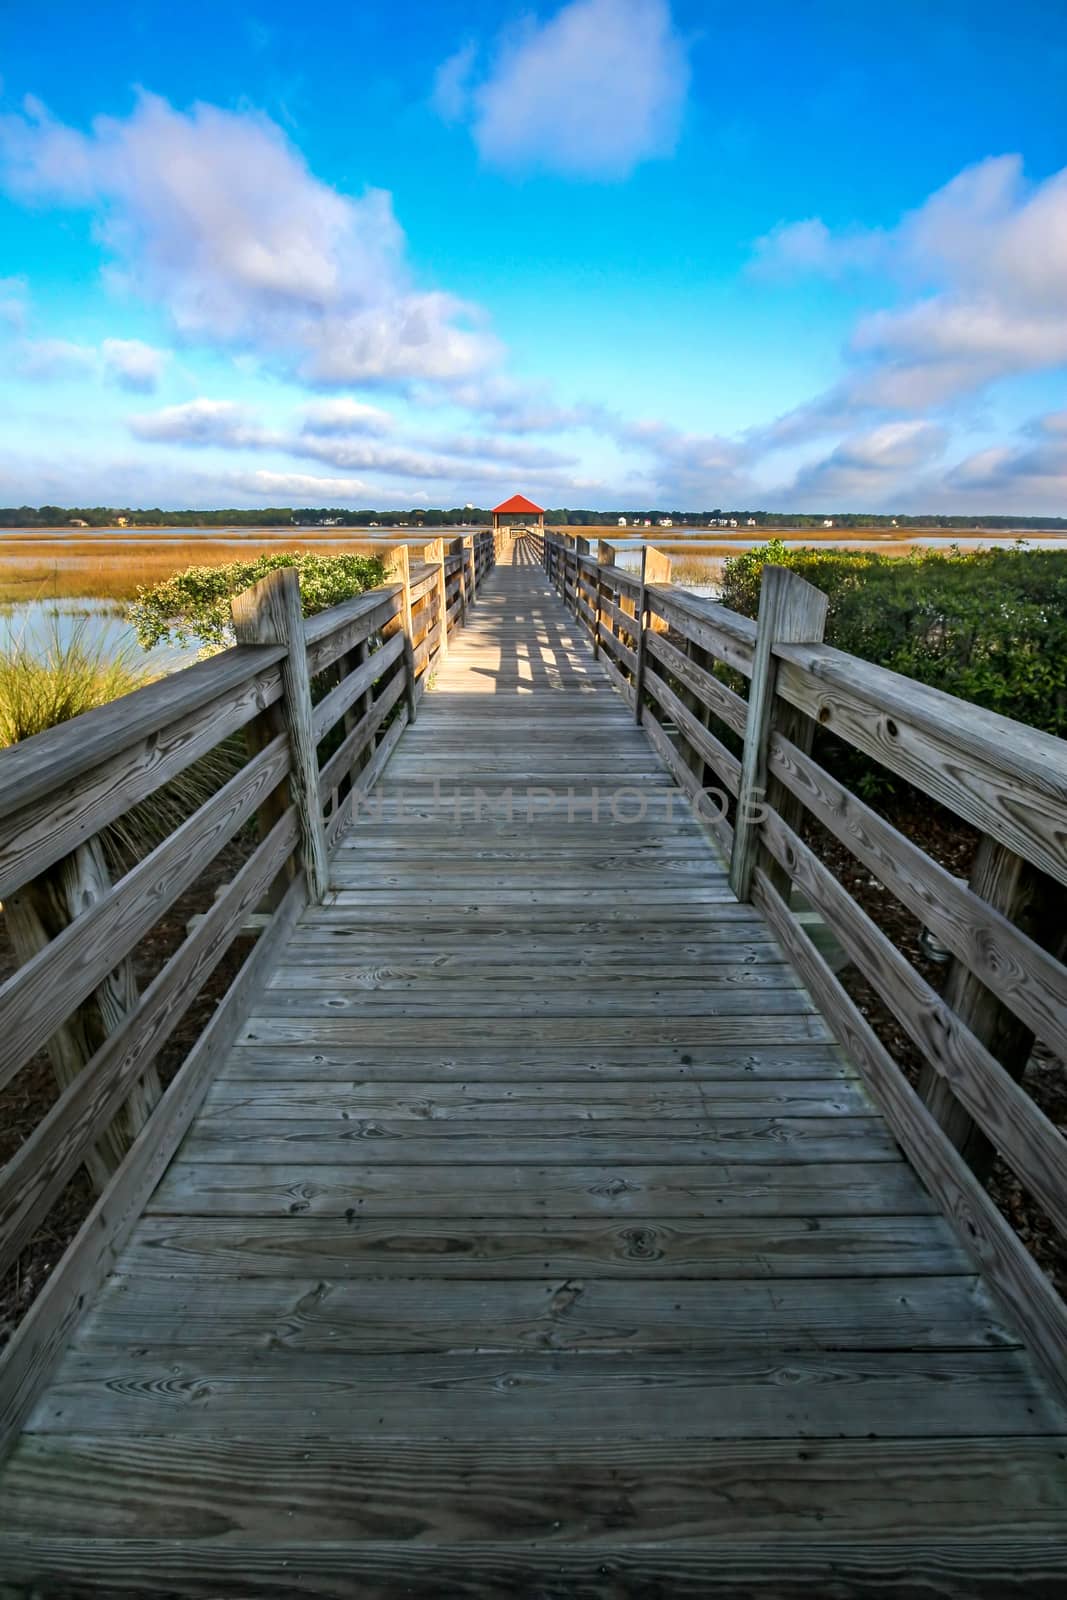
[[0, 534, 388, 604], [0, 614, 244, 866], [0, 615, 153, 746], [665, 553, 725, 586]]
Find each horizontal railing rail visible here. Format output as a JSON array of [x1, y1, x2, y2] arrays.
[[0, 528, 503, 1454], [535, 526, 1067, 1406]]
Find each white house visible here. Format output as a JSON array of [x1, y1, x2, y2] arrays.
[[657, 517, 673, 528], [823, 519, 834, 529], [618, 516, 627, 527], [746, 518, 756, 527]]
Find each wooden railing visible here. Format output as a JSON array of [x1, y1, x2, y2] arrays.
[[535, 527, 1067, 1404], [0, 529, 500, 1451]]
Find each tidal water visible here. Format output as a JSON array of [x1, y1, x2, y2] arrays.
[[0, 597, 202, 673]]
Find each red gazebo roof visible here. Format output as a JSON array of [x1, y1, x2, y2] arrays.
[[492, 494, 544, 515]]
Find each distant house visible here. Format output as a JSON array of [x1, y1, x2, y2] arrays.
[[116, 516, 128, 528], [643, 519, 651, 527], [68, 519, 89, 528], [746, 518, 757, 527], [823, 519, 834, 529], [618, 516, 627, 527], [657, 517, 673, 528], [729, 519, 738, 528], [492, 494, 545, 535]]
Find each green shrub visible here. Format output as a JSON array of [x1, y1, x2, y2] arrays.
[[720, 541, 1067, 738], [129, 550, 389, 652]]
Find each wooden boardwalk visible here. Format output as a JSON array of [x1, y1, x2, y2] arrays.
[[2, 539, 1066, 1594]]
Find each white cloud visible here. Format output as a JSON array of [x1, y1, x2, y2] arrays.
[[300, 398, 394, 436], [439, 0, 690, 179], [126, 396, 598, 494], [750, 217, 885, 278], [13, 332, 169, 391], [101, 337, 168, 392], [946, 411, 1067, 508], [788, 420, 948, 504], [432, 42, 478, 124], [223, 469, 378, 501], [750, 155, 1067, 414], [0, 92, 500, 386], [128, 398, 269, 447], [15, 337, 98, 380]]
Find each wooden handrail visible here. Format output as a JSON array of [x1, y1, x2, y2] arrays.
[[0, 529, 501, 1450], [537, 526, 1067, 1404]]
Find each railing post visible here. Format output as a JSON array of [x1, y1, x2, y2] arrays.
[[594, 540, 617, 662], [921, 840, 1060, 1177], [449, 537, 467, 627], [232, 568, 330, 903], [729, 565, 827, 902], [464, 533, 477, 605], [574, 537, 590, 621], [634, 545, 672, 724], [426, 536, 449, 664], [4, 837, 154, 1190], [384, 545, 418, 725]]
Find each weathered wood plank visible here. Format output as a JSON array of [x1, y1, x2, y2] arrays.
[[0, 810, 300, 1282], [645, 629, 748, 738], [232, 568, 329, 901], [0, 873, 307, 1457], [775, 645, 1067, 888], [221, 1042, 850, 1081], [78, 1273, 1011, 1355], [26, 1350, 1063, 1438], [3, 1435, 1062, 1543], [0, 736, 289, 1094], [252, 987, 818, 1018], [730, 566, 827, 902], [0, 656, 285, 899], [147, 1159, 934, 1218], [177, 1119, 899, 1167], [199, 1080, 868, 1121], [235, 1014, 836, 1046], [753, 867, 1067, 1411], [310, 630, 404, 740], [767, 732, 1067, 1061], [120, 1214, 964, 1280], [758, 806, 1067, 1239], [3, 1532, 1066, 1598]]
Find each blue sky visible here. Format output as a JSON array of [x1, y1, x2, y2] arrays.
[[1, 0, 1065, 512]]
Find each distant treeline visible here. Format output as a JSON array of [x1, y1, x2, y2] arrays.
[[2, 505, 1066, 532]]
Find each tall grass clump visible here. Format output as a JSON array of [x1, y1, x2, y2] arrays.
[[0, 618, 243, 866], [0, 617, 153, 746]]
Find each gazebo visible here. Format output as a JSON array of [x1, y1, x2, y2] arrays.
[[491, 494, 545, 535]]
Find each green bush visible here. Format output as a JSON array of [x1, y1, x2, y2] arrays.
[[129, 550, 388, 652], [720, 541, 1067, 738]]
